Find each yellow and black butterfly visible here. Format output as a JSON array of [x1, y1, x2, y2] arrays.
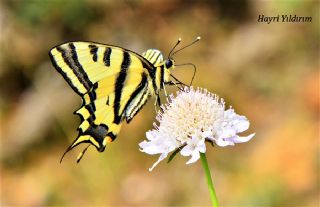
[[49, 37, 200, 162]]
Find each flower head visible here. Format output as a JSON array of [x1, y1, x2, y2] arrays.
[[139, 87, 255, 171]]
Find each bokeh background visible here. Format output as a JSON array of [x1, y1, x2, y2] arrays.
[[1, 0, 319, 206]]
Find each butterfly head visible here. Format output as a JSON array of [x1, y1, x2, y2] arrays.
[[163, 58, 175, 83], [165, 58, 174, 69]]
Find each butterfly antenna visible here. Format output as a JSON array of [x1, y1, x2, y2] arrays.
[[175, 63, 197, 86], [168, 80, 183, 90], [171, 36, 201, 57], [168, 38, 182, 58]]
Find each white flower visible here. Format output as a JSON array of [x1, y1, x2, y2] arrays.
[[139, 87, 255, 171]]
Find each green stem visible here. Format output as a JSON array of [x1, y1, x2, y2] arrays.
[[200, 153, 219, 207]]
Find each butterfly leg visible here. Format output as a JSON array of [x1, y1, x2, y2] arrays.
[[170, 74, 188, 88], [154, 96, 158, 112], [162, 82, 168, 98], [167, 81, 182, 90], [154, 94, 163, 112]]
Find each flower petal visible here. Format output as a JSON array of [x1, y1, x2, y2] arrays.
[[230, 133, 255, 143], [180, 137, 206, 164], [202, 130, 213, 139], [180, 144, 193, 156], [139, 141, 162, 155], [220, 128, 236, 139], [149, 153, 169, 171], [215, 138, 235, 147], [198, 141, 206, 153], [225, 109, 250, 133], [234, 118, 250, 133], [186, 151, 201, 164]]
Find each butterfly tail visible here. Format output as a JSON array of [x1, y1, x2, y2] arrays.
[[60, 123, 122, 163], [60, 96, 123, 162]]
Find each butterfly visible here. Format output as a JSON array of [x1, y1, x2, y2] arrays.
[[49, 37, 200, 162]]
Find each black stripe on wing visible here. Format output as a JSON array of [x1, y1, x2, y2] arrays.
[[141, 60, 157, 93], [124, 72, 149, 123], [89, 44, 98, 62], [51, 43, 94, 95], [103, 47, 112, 67], [49, 51, 82, 95], [113, 51, 131, 124], [69, 43, 93, 91]]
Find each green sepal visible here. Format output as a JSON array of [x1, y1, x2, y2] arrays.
[[167, 147, 181, 163]]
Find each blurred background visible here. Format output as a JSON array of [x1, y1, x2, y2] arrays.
[[0, 0, 319, 206]]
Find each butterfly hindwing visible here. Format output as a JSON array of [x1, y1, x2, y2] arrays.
[[71, 70, 151, 152]]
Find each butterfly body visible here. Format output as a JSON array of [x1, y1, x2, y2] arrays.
[[49, 42, 174, 158]]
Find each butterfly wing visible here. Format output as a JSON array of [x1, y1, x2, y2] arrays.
[[49, 42, 155, 160]]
